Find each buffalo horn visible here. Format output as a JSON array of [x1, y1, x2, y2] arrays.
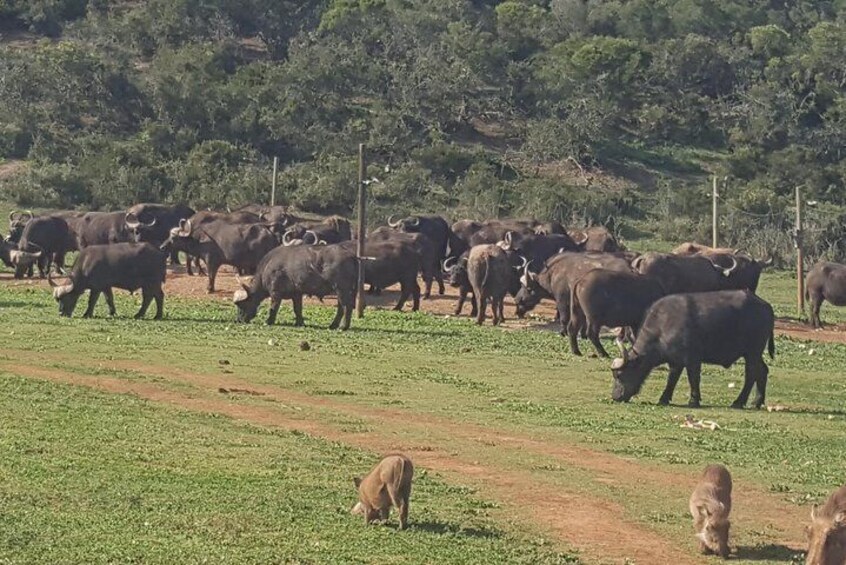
[[125, 212, 141, 229], [409, 216, 420, 227], [21, 210, 33, 222], [711, 255, 738, 277], [233, 289, 249, 303], [302, 230, 318, 245], [516, 255, 529, 271], [178, 219, 193, 237], [442, 256, 457, 272], [8, 210, 17, 222], [282, 229, 296, 246], [387, 215, 402, 228], [611, 357, 626, 370]]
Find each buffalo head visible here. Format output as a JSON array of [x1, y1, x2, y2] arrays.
[[387, 215, 420, 232], [443, 253, 468, 288], [610, 344, 650, 402], [514, 265, 543, 318], [48, 271, 80, 317], [233, 277, 261, 323], [125, 212, 157, 242], [8, 210, 33, 242]]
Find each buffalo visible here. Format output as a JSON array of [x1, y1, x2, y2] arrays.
[[515, 252, 633, 342], [498, 230, 579, 269], [632, 252, 740, 294], [73, 211, 134, 248], [281, 215, 352, 246], [340, 238, 422, 312], [369, 227, 440, 299], [125, 203, 195, 265], [162, 219, 279, 292], [48, 242, 167, 319], [611, 290, 775, 408], [467, 244, 523, 325], [568, 226, 623, 252], [444, 251, 476, 317], [388, 214, 454, 295], [7, 209, 34, 243], [233, 243, 357, 329], [568, 269, 665, 357], [806, 261, 846, 328], [15, 215, 77, 278]]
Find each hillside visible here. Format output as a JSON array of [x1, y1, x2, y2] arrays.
[[1, 0, 845, 260]]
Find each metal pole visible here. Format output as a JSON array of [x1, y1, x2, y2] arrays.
[[712, 176, 718, 248], [796, 185, 804, 316], [356, 144, 367, 318], [271, 157, 278, 206]]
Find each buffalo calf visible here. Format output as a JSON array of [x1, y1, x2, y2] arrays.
[[352, 453, 414, 530], [690, 464, 732, 558]]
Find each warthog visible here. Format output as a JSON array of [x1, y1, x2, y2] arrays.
[[806, 484, 846, 565], [351, 453, 414, 530], [690, 464, 732, 558]]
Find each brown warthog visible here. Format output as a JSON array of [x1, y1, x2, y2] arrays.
[[806, 484, 846, 565], [352, 454, 414, 530], [690, 464, 732, 558]]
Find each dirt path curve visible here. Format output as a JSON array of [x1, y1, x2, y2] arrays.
[[1, 354, 810, 561]]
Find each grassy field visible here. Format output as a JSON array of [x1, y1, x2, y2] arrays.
[[0, 268, 844, 564]]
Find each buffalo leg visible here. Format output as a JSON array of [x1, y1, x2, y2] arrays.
[[341, 291, 354, 330], [809, 295, 823, 328], [266, 297, 281, 325], [455, 289, 468, 315], [685, 363, 703, 408], [469, 292, 478, 317], [135, 289, 153, 319], [206, 260, 220, 293], [491, 297, 501, 326], [437, 269, 445, 295], [37, 255, 50, 278], [54, 252, 67, 274], [185, 253, 194, 276], [658, 365, 684, 405], [292, 294, 304, 326], [410, 281, 420, 312], [196, 257, 206, 276], [83, 290, 101, 318], [566, 313, 583, 356], [394, 283, 410, 311], [169, 247, 181, 266], [422, 273, 433, 299], [329, 298, 344, 330], [752, 359, 769, 409], [103, 288, 117, 316], [733, 356, 768, 409], [476, 292, 487, 325], [588, 325, 609, 358], [152, 287, 164, 320]]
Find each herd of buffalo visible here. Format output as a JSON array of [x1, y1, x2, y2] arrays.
[[3, 204, 846, 409], [2, 203, 846, 562]]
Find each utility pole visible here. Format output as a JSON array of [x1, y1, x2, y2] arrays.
[[356, 144, 367, 318], [795, 185, 804, 316], [271, 156, 278, 206], [712, 176, 719, 248]]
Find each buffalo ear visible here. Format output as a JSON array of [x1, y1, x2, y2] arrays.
[[835, 511, 846, 527], [611, 357, 626, 370], [353, 477, 362, 489]]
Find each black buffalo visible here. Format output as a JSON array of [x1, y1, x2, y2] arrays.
[[611, 290, 775, 408], [444, 251, 476, 317], [632, 252, 740, 294], [73, 212, 134, 248], [388, 214, 452, 295], [568, 269, 665, 357], [806, 261, 846, 328], [515, 252, 633, 343], [48, 242, 167, 319], [7, 209, 34, 244], [233, 243, 358, 330], [568, 226, 623, 252], [162, 218, 279, 292], [125, 203, 195, 265], [281, 216, 352, 246], [466, 244, 524, 325], [339, 238, 422, 312], [498, 230, 579, 270], [16, 215, 78, 278], [369, 226, 440, 299]]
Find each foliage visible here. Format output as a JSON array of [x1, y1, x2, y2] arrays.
[[0, 0, 845, 258]]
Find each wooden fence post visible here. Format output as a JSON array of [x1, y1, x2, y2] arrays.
[[795, 185, 804, 317], [356, 144, 367, 318]]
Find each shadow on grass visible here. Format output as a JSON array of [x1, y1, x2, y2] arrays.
[[408, 521, 501, 539], [734, 543, 801, 562]]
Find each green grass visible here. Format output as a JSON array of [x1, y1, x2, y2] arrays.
[[0, 268, 843, 564]]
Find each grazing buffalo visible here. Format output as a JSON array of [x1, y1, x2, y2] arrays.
[[16, 215, 77, 277], [467, 244, 523, 325], [352, 454, 414, 530], [689, 464, 732, 558], [340, 238, 422, 312], [568, 269, 665, 357], [162, 219, 279, 292], [515, 252, 633, 341], [233, 243, 357, 329], [806, 484, 846, 565], [568, 226, 623, 252], [498, 230, 579, 269], [611, 290, 775, 408], [632, 252, 739, 294], [73, 211, 134, 248], [444, 251, 476, 317], [48, 242, 167, 319], [805, 261, 846, 328], [388, 215, 451, 278], [369, 227, 440, 298], [125, 203, 195, 264]]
